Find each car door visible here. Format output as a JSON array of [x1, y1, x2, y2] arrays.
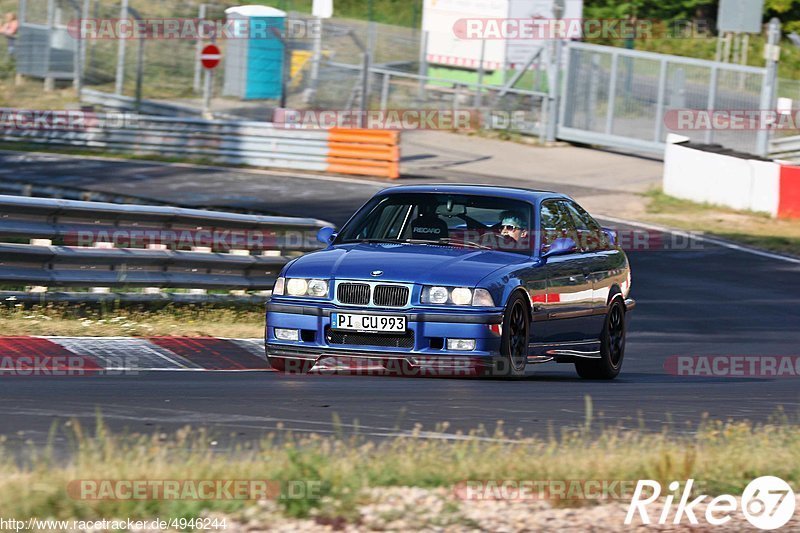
[[561, 201, 612, 339], [536, 200, 595, 343]]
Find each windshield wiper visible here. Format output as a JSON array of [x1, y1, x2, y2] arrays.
[[345, 238, 491, 250], [345, 238, 405, 244], [405, 238, 492, 250]]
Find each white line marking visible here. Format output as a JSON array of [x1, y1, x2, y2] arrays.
[[597, 214, 800, 265]]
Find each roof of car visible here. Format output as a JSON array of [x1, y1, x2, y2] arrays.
[[377, 184, 569, 202]]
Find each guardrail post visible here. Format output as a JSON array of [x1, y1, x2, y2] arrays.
[[144, 243, 167, 294], [91, 242, 114, 293], [26, 238, 52, 294], [229, 249, 250, 296], [189, 246, 212, 295]]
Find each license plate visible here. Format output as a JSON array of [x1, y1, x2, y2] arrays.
[[331, 313, 406, 333]]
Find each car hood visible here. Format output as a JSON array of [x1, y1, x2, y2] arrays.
[[284, 243, 529, 286]]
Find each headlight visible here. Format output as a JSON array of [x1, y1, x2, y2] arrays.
[[421, 286, 495, 307], [307, 279, 329, 297], [423, 286, 449, 304], [450, 287, 472, 306], [284, 278, 329, 298], [273, 277, 285, 296], [286, 278, 308, 296]]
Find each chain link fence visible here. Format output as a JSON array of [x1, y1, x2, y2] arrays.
[[0, 0, 792, 155]]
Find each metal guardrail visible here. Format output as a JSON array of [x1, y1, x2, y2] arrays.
[[0, 195, 332, 300], [81, 89, 212, 119], [0, 107, 401, 178], [769, 136, 800, 163]]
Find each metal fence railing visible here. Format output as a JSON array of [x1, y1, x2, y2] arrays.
[[0, 194, 332, 302], [558, 42, 770, 155]]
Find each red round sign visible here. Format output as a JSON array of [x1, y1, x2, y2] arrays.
[[201, 44, 221, 69]]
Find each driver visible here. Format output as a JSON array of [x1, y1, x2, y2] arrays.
[[499, 211, 529, 244]]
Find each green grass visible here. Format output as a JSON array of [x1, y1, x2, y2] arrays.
[[2, 413, 799, 525], [0, 302, 265, 337], [644, 189, 800, 257]]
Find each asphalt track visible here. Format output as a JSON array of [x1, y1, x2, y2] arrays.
[[1, 152, 800, 451]]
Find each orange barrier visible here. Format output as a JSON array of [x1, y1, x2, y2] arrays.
[[327, 128, 401, 179]]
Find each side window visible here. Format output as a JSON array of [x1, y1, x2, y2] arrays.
[[540, 201, 573, 252], [563, 202, 607, 251]]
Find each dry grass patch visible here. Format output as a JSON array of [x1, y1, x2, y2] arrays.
[[643, 189, 800, 257], [1, 414, 799, 525], [0, 302, 265, 338]]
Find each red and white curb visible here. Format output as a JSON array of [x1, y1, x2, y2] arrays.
[[0, 337, 271, 373]]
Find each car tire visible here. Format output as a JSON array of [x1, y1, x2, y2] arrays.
[[575, 299, 626, 380], [267, 355, 313, 374], [492, 292, 529, 378]]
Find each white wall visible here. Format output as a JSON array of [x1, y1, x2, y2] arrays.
[[663, 142, 780, 216]]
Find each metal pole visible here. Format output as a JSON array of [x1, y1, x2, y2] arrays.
[[704, 66, 718, 145], [739, 33, 749, 90], [73, 3, 84, 98], [279, 30, 290, 109], [380, 72, 390, 111], [303, 16, 322, 104], [417, 30, 427, 102], [756, 18, 781, 157], [360, 50, 370, 127], [654, 59, 667, 143], [474, 39, 485, 108], [193, 4, 207, 94], [545, 39, 563, 142], [203, 68, 212, 118], [545, 0, 564, 142], [605, 52, 619, 135], [81, 0, 90, 64], [43, 0, 55, 91], [115, 0, 128, 95], [135, 34, 144, 111]]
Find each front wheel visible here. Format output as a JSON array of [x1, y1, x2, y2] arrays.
[[491, 293, 529, 378], [575, 299, 626, 380]]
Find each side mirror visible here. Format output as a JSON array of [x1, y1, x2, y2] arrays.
[[542, 237, 577, 259], [316, 226, 337, 245], [602, 227, 617, 246]]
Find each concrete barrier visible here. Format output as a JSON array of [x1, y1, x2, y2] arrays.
[[663, 136, 800, 219]]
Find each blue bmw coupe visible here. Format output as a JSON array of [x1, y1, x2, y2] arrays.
[[266, 185, 634, 378]]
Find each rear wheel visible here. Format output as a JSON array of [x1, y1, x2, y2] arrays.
[[492, 293, 529, 378], [575, 299, 626, 380], [267, 355, 313, 374]]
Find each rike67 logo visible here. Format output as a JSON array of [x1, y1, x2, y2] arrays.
[[626, 476, 795, 530]]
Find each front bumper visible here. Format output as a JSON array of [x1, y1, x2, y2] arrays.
[[265, 301, 504, 368]]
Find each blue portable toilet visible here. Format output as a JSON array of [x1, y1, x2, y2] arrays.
[[223, 5, 286, 100]]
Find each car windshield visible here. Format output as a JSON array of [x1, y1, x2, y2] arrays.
[[336, 193, 533, 254]]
